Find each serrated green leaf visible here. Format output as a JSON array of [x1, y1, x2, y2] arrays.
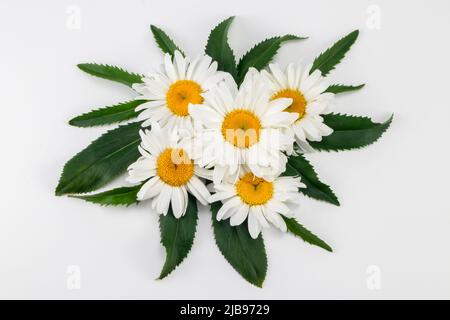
[[282, 217, 332, 252], [69, 100, 146, 127], [205, 16, 237, 78], [70, 184, 142, 206], [287, 155, 340, 206], [55, 121, 142, 196], [210, 202, 267, 287], [77, 63, 143, 87], [325, 83, 365, 94], [237, 35, 306, 84], [158, 195, 198, 279], [310, 30, 359, 76], [309, 113, 393, 151], [150, 25, 184, 57]]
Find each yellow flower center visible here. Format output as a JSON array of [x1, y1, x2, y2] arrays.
[[236, 173, 274, 206], [221, 110, 261, 148], [166, 80, 204, 116], [271, 89, 307, 120], [156, 148, 194, 186]]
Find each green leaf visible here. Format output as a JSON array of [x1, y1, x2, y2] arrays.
[[325, 83, 365, 94], [69, 100, 146, 127], [77, 63, 143, 87], [310, 30, 359, 76], [282, 217, 332, 252], [205, 16, 237, 78], [55, 121, 142, 196], [287, 155, 340, 206], [150, 25, 184, 57], [70, 185, 142, 206], [237, 35, 306, 84], [159, 195, 198, 279], [309, 113, 393, 151], [210, 202, 267, 287]]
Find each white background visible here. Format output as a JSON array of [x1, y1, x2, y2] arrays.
[[1, 0, 449, 299]]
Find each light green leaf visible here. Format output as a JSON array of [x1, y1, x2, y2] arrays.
[[205, 16, 237, 78], [325, 83, 365, 94], [287, 155, 340, 206], [150, 25, 184, 57], [70, 185, 142, 206], [159, 195, 198, 279], [69, 100, 146, 127], [211, 202, 267, 287], [55, 121, 142, 196], [310, 30, 359, 76], [237, 35, 306, 84], [309, 113, 393, 151], [77, 63, 143, 87], [282, 217, 332, 252]]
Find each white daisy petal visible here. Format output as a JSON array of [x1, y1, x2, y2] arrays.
[[171, 186, 186, 218], [248, 210, 262, 239], [174, 51, 187, 80], [187, 176, 211, 206], [156, 184, 172, 214], [230, 205, 249, 226], [263, 208, 287, 232], [217, 196, 241, 221]]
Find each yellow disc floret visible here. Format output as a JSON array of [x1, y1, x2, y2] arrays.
[[271, 89, 307, 120], [221, 110, 261, 148], [236, 173, 274, 206], [156, 148, 194, 186], [166, 80, 204, 116]]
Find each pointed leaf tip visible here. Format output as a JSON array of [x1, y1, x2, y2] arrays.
[[237, 34, 307, 84], [325, 83, 365, 94], [210, 202, 267, 287], [69, 185, 142, 206], [205, 16, 237, 78], [283, 217, 333, 252], [76, 63, 143, 87], [310, 29, 360, 76], [158, 196, 198, 279], [68, 100, 145, 127], [286, 155, 340, 206], [150, 25, 184, 57], [310, 113, 393, 152], [55, 121, 142, 196]]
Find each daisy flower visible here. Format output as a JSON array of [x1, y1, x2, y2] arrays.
[[188, 69, 298, 184], [261, 63, 335, 151], [127, 123, 212, 218], [210, 170, 306, 239], [132, 51, 225, 132]]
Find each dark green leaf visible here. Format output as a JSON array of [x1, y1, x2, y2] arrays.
[[325, 83, 365, 94], [150, 25, 184, 57], [282, 217, 332, 252], [205, 16, 237, 78], [69, 100, 146, 127], [211, 202, 267, 287], [237, 35, 306, 84], [55, 121, 142, 196], [77, 63, 143, 87], [310, 30, 359, 76], [159, 195, 198, 279], [287, 155, 340, 206], [281, 162, 299, 177], [70, 185, 142, 206], [309, 113, 393, 151]]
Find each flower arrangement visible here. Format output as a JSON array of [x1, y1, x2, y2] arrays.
[[56, 17, 392, 287]]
